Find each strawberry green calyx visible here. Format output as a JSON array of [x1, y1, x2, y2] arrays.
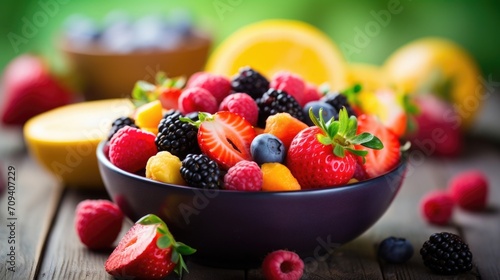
[[309, 107, 383, 160], [131, 72, 185, 107], [179, 112, 213, 128], [137, 214, 196, 277]]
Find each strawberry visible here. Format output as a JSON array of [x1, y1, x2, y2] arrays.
[[356, 114, 401, 178], [131, 72, 185, 110], [1, 54, 74, 125], [182, 111, 256, 170], [287, 108, 383, 189], [105, 214, 196, 279]]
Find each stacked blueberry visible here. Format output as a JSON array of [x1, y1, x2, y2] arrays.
[[63, 9, 195, 53]]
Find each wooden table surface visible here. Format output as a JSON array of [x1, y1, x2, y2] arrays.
[[1, 127, 499, 280]]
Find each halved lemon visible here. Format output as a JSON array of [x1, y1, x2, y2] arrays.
[[24, 99, 135, 189], [384, 37, 484, 129], [206, 19, 347, 89]]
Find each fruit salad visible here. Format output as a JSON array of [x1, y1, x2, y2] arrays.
[[104, 67, 405, 191]]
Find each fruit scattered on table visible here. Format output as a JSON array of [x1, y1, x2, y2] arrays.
[[448, 170, 489, 211], [109, 126, 157, 173], [224, 160, 263, 191], [420, 232, 473, 275], [420, 191, 454, 225], [377, 236, 414, 264], [105, 214, 196, 279], [262, 249, 304, 280], [1, 54, 75, 126], [75, 199, 124, 250]]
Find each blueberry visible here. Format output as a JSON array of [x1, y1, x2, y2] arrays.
[[378, 237, 414, 264], [63, 14, 100, 47], [250, 134, 285, 165], [303, 101, 338, 126]]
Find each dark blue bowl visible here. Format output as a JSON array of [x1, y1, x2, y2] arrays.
[[97, 140, 407, 268]]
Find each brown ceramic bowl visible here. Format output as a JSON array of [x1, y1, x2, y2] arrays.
[[97, 140, 408, 268], [59, 32, 211, 100]]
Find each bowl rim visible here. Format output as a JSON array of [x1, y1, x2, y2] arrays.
[[97, 140, 407, 196], [58, 30, 212, 57]]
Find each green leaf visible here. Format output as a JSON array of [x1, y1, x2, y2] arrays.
[[327, 121, 340, 139], [171, 250, 180, 264], [137, 214, 164, 225], [173, 77, 186, 89], [157, 235, 172, 249], [346, 116, 358, 138], [175, 257, 189, 277], [346, 148, 368, 157], [317, 134, 333, 145], [361, 137, 384, 150], [175, 242, 197, 255], [334, 144, 345, 158], [350, 132, 375, 145], [338, 108, 349, 136], [155, 72, 168, 85]]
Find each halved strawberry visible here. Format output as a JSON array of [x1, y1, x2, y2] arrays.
[[356, 114, 401, 178], [183, 111, 256, 170], [158, 87, 182, 110], [105, 214, 195, 280]]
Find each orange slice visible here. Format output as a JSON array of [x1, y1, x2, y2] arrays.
[[206, 19, 347, 89], [24, 99, 135, 189]]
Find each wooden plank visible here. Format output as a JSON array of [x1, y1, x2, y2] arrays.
[[441, 140, 500, 280], [35, 189, 119, 280], [0, 152, 63, 280]]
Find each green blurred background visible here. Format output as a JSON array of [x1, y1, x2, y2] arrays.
[[1, 0, 499, 77]]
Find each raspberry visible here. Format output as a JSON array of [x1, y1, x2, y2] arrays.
[[186, 72, 231, 103], [262, 250, 304, 280], [219, 93, 259, 126], [270, 71, 306, 105], [448, 170, 488, 211], [420, 191, 454, 225], [109, 126, 157, 173], [75, 199, 124, 250], [300, 83, 323, 107], [224, 160, 263, 191], [178, 87, 218, 115]]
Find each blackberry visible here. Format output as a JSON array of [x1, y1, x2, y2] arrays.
[[321, 92, 356, 118], [155, 111, 200, 159], [420, 232, 473, 275], [180, 154, 221, 189], [231, 66, 270, 100], [108, 117, 138, 140], [256, 89, 305, 128]]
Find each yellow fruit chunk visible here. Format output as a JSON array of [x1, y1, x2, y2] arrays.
[[23, 99, 135, 189], [206, 20, 347, 89], [135, 100, 163, 129], [384, 37, 483, 129], [146, 151, 186, 185], [346, 63, 389, 92], [261, 163, 301, 191]]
